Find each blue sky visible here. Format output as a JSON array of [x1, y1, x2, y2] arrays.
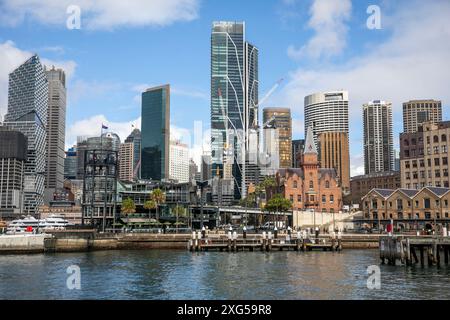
[[0, 0, 449, 175]]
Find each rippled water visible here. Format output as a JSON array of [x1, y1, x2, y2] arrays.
[[0, 249, 449, 300]]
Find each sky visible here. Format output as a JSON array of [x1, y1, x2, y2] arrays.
[[0, 0, 449, 176]]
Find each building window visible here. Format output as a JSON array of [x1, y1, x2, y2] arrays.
[[293, 181, 298, 189], [325, 180, 330, 188], [434, 135, 439, 143], [322, 195, 326, 203], [297, 195, 302, 202], [290, 195, 294, 202], [309, 181, 314, 189], [424, 198, 431, 209], [435, 169, 441, 178], [443, 157, 448, 165], [330, 195, 334, 203], [442, 134, 447, 142], [443, 146, 448, 154], [425, 212, 431, 219], [435, 158, 440, 166]]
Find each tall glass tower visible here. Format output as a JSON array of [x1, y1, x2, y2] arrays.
[[141, 85, 170, 181], [4, 54, 48, 216], [211, 21, 259, 199]]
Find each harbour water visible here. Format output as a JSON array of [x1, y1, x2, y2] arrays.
[[0, 249, 449, 300]]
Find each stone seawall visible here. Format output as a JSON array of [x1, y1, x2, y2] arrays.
[[0, 234, 51, 253], [0, 232, 381, 254]]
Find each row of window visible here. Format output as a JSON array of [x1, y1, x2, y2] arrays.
[[289, 194, 334, 203], [290, 180, 331, 189], [366, 198, 449, 210], [403, 134, 448, 146], [404, 157, 449, 168], [370, 212, 449, 219], [405, 168, 449, 180]]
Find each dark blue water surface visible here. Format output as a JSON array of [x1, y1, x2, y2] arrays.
[[0, 249, 449, 300]]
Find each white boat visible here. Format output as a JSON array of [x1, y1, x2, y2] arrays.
[[6, 214, 72, 234]]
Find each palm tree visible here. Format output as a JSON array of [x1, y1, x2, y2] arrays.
[[173, 205, 187, 233], [144, 200, 157, 221], [151, 188, 166, 221], [121, 198, 136, 228]]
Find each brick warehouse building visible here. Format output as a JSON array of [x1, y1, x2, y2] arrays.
[[270, 127, 343, 213], [362, 187, 450, 230]]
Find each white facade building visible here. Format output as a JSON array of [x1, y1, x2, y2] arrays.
[[169, 140, 189, 183]]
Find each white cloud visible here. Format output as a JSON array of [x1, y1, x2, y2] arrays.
[[287, 0, 352, 60], [0, 40, 76, 119], [66, 115, 211, 168], [0, 0, 200, 30], [65, 115, 141, 149]]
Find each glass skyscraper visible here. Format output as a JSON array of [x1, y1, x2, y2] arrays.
[[4, 54, 48, 216], [211, 21, 259, 199], [141, 85, 170, 181]]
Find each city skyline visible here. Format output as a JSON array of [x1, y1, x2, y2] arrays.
[[0, 0, 450, 177]]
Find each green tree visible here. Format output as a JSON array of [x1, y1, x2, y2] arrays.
[[121, 198, 136, 216], [255, 176, 277, 227], [264, 194, 292, 227], [144, 200, 157, 221], [173, 205, 187, 232], [151, 188, 166, 221]]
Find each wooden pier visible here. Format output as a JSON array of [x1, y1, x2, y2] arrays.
[[187, 231, 343, 253], [380, 235, 450, 267]]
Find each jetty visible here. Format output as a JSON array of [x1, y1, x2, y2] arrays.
[[187, 230, 343, 252], [380, 234, 450, 267]]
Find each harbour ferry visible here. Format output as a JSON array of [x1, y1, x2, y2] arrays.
[[6, 215, 72, 234]]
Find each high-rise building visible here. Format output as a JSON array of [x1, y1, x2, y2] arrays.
[[403, 100, 442, 134], [211, 21, 258, 199], [189, 159, 199, 182], [363, 100, 394, 175], [261, 126, 280, 176], [125, 128, 141, 180], [118, 142, 134, 182], [263, 108, 292, 169], [3, 55, 48, 216], [76, 136, 89, 180], [304, 91, 350, 189], [304, 91, 349, 147], [201, 154, 212, 182], [0, 127, 27, 219], [64, 146, 77, 180], [45, 66, 66, 193], [169, 140, 189, 183], [292, 139, 305, 168], [141, 85, 170, 181], [318, 132, 350, 193], [400, 121, 450, 189]]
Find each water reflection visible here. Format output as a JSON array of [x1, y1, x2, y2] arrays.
[[0, 250, 449, 300]]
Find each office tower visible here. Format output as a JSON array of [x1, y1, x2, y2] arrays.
[[201, 154, 212, 182], [125, 128, 141, 179], [169, 140, 189, 183], [45, 66, 66, 192], [211, 21, 259, 199], [0, 127, 27, 219], [262, 126, 280, 176], [403, 100, 442, 133], [76, 136, 89, 180], [3, 54, 48, 216], [64, 146, 77, 180], [81, 136, 118, 229], [318, 132, 350, 192], [292, 139, 305, 168], [363, 100, 394, 174], [400, 121, 450, 189], [141, 85, 170, 181], [189, 159, 199, 182], [263, 108, 292, 168], [304, 91, 349, 145], [118, 142, 134, 182]]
